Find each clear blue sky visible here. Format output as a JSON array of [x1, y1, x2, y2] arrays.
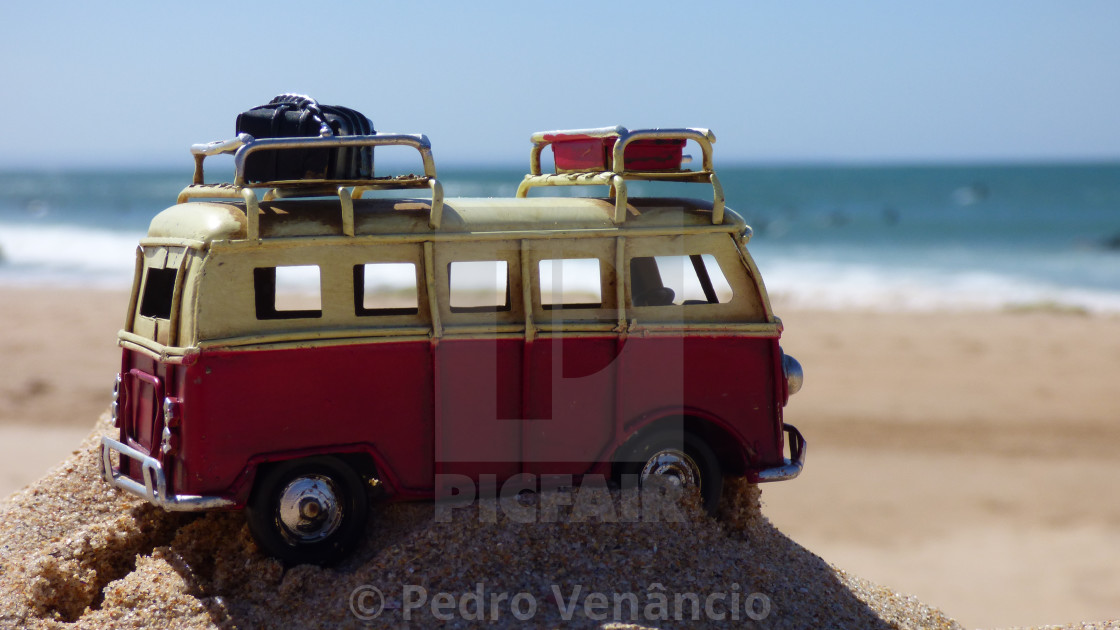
[[3, 1, 1119, 168]]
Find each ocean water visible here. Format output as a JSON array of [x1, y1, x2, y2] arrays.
[[1, 164, 1118, 313]]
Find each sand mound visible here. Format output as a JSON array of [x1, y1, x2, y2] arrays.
[[0, 414, 962, 629]]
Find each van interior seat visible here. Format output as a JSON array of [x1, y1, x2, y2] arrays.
[[634, 286, 676, 307]]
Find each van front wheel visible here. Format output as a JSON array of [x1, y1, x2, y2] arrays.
[[246, 456, 368, 566], [617, 432, 722, 514]]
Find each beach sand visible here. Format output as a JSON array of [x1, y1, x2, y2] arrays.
[[1, 287, 1118, 628], [764, 309, 1120, 628]]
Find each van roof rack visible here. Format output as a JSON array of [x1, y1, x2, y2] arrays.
[[516, 126, 725, 225], [177, 133, 445, 238]]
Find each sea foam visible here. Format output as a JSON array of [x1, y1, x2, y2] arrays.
[[0, 222, 143, 289]]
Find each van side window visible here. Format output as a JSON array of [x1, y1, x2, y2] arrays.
[[354, 262, 419, 316], [448, 260, 510, 313], [139, 267, 177, 319], [630, 254, 733, 307], [254, 265, 323, 320], [539, 258, 602, 309]]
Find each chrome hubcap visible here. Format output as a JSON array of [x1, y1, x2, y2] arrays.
[[277, 474, 343, 543], [639, 448, 701, 491]]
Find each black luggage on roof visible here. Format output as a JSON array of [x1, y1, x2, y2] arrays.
[[235, 94, 375, 182]]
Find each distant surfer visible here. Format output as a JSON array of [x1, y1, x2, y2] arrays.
[[951, 182, 989, 206]]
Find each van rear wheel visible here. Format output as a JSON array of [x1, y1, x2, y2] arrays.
[[246, 456, 368, 566], [617, 431, 722, 514]]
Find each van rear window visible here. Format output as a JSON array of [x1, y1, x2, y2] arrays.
[[354, 263, 419, 316], [139, 267, 177, 319], [254, 265, 323, 320], [539, 258, 602, 309], [448, 260, 510, 313]]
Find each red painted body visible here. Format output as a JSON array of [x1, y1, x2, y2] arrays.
[[116, 331, 785, 507]]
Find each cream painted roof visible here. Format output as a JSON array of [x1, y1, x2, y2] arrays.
[[147, 196, 746, 244]]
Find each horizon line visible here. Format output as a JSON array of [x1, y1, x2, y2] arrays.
[[3, 156, 1119, 174]]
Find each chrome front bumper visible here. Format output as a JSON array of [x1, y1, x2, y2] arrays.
[[100, 436, 234, 511], [755, 424, 807, 483]]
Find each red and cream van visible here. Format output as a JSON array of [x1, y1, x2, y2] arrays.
[[101, 120, 805, 564]]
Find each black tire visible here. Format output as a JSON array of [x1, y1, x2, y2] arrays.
[[245, 456, 369, 566], [617, 431, 723, 514]]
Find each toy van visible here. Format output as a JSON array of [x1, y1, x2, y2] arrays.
[[101, 105, 805, 565]]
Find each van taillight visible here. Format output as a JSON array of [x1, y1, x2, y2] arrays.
[[163, 397, 181, 427], [161, 426, 180, 455], [111, 374, 122, 427], [162, 397, 182, 455]]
